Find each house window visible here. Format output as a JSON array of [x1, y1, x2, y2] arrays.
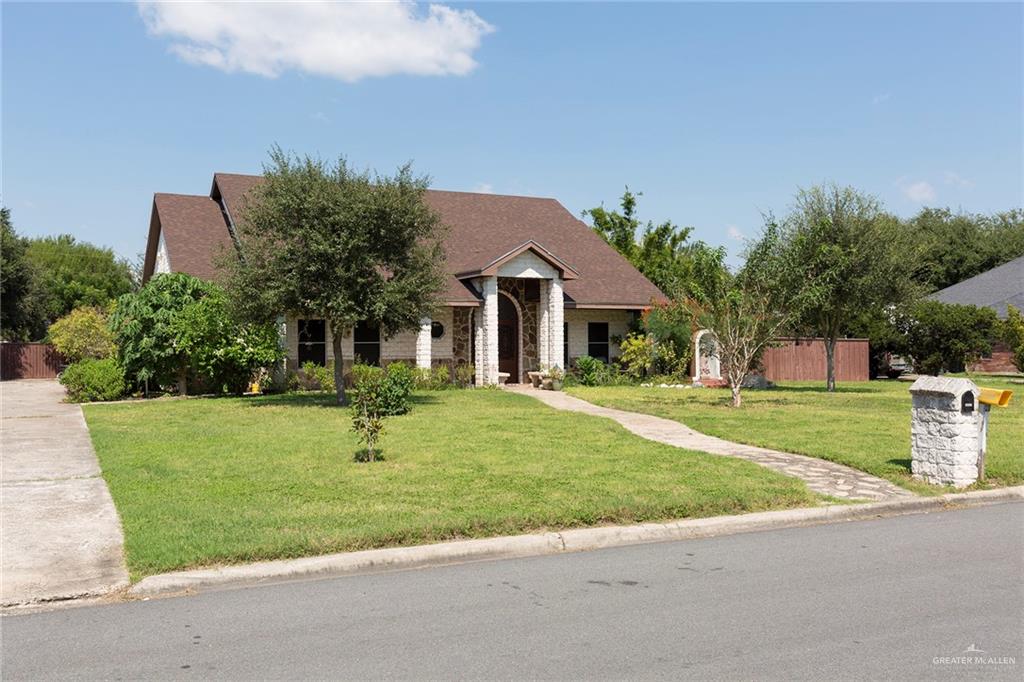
[[431, 321, 445, 339], [588, 322, 610, 363], [297, 319, 326, 366], [354, 321, 381, 366], [563, 322, 569, 366]]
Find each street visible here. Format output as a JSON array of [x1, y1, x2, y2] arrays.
[[3, 503, 1022, 680]]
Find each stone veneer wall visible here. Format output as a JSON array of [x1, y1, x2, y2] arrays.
[[909, 376, 982, 488], [498, 278, 539, 373], [452, 307, 473, 365]]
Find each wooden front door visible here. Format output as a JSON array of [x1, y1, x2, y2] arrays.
[[497, 294, 519, 382]]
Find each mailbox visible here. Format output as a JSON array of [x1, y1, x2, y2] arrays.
[[961, 392, 975, 413]]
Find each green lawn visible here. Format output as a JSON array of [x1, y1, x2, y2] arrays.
[[568, 378, 1024, 495], [84, 390, 817, 580]]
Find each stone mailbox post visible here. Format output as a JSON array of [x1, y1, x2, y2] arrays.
[[909, 376, 981, 488]]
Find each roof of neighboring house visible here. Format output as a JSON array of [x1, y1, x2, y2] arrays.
[[144, 193, 233, 282], [929, 255, 1024, 318], [145, 173, 666, 308]]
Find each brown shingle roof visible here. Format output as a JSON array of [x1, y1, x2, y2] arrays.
[[143, 193, 233, 283], [148, 174, 666, 308]]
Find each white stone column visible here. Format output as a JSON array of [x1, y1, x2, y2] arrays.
[[415, 317, 432, 369], [481, 276, 499, 384], [537, 280, 550, 369], [549, 276, 564, 369], [474, 306, 484, 386]]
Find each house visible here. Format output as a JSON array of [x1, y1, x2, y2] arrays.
[[929, 255, 1024, 373], [141, 173, 666, 385]]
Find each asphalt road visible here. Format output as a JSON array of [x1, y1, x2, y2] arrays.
[[4, 503, 1022, 680]]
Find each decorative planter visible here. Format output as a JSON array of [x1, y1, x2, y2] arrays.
[[527, 371, 543, 388]]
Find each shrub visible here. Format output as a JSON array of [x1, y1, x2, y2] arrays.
[[619, 333, 654, 379], [47, 306, 116, 363], [895, 300, 999, 375], [350, 369, 387, 462], [294, 361, 336, 393], [414, 364, 454, 390], [382, 362, 415, 414], [455, 363, 476, 388], [59, 358, 126, 402], [1001, 305, 1024, 372], [572, 355, 622, 386]]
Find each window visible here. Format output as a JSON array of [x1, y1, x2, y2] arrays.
[[354, 321, 381, 366], [563, 322, 569, 366], [431, 321, 445, 339], [588, 322, 610, 363], [297, 319, 326, 366]]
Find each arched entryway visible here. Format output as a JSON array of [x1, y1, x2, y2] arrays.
[[498, 292, 520, 382]]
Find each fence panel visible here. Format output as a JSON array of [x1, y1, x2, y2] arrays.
[[1, 343, 64, 380], [761, 338, 869, 382]]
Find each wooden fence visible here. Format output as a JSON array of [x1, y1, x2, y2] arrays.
[[1, 343, 64, 380], [761, 337, 869, 382]]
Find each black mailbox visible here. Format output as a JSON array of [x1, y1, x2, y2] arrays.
[[961, 392, 975, 413]]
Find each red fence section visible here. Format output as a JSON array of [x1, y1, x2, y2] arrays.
[[1, 343, 64, 380], [761, 337, 869, 382]]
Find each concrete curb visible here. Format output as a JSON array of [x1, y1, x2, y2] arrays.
[[130, 485, 1024, 598]]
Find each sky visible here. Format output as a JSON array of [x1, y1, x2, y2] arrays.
[[3, 1, 1022, 266]]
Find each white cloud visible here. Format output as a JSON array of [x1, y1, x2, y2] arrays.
[[871, 92, 891, 105], [726, 224, 744, 241], [943, 171, 974, 189], [137, 1, 495, 83], [900, 180, 937, 203], [473, 182, 494, 194]]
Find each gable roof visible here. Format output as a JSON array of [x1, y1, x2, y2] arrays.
[[146, 173, 667, 308], [144, 193, 233, 283], [929, 255, 1024, 319]]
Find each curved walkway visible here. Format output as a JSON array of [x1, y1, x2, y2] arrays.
[[1, 380, 128, 606], [509, 386, 913, 502]]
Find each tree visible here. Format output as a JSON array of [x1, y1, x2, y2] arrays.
[[893, 300, 998, 375], [110, 273, 212, 394], [999, 306, 1024, 373], [25, 234, 134, 325], [904, 208, 1024, 292], [685, 222, 798, 407], [222, 148, 448, 405], [781, 185, 918, 391], [0, 208, 45, 341], [47, 307, 116, 363], [583, 188, 712, 299]]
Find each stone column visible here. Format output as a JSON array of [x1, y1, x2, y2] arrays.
[[537, 280, 550, 369], [415, 317, 432, 370], [909, 376, 982, 488], [481, 276, 499, 383], [548, 276, 564, 369]]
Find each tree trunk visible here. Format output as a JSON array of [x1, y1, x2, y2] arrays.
[[730, 379, 742, 408], [330, 320, 348, 406], [825, 336, 837, 393], [176, 364, 188, 396]]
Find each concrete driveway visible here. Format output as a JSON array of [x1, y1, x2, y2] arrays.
[[1, 380, 128, 606]]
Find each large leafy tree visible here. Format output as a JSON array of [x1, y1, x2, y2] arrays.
[[781, 185, 918, 391], [222, 148, 447, 405], [904, 208, 1024, 292], [583, 188, 712, 299], [1, 208, 45, 341], [26, 234, 134, 324]]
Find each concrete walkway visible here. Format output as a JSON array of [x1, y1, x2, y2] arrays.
[[1, 380, 128, 606], [509, 386, 913, 501]]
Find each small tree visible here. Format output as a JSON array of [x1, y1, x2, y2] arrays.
[[1001, 306, 1024, 373], [223, 148, 447, 405], [894, 300, 998, 375], [48, 307, 115, 363], [781, 185, 918, 391], [686, 222, 799, 407]]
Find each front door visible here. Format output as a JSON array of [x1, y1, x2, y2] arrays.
[[497, 294, 519, 382]]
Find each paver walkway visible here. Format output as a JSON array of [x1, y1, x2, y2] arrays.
[[1, 380, 128, 606], [508, 386, 913, 501]]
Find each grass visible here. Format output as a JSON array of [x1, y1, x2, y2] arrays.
[[83, 389, 818, 580], [568, 377, 1024, 495]]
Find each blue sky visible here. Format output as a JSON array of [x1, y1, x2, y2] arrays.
[[3, 1, 1022, 266]]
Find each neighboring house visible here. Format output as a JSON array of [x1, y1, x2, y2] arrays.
[[929, 255, 1024, 373], [142, 173, 666, 385]]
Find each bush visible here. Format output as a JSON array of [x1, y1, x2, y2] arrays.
[[59, 358, 126, 402], [896, 300, 999, 375], [455, 363, 475, 387], [47, 306, 115, 363], [571, 355, 624, 386], [414, 364, 454, 390], [351, 362, 413, 416], [619, 333, 654, 379], [1001, 305, 1024, 372], [350, 370, 387, 463], [293, 361, 336, 393]]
